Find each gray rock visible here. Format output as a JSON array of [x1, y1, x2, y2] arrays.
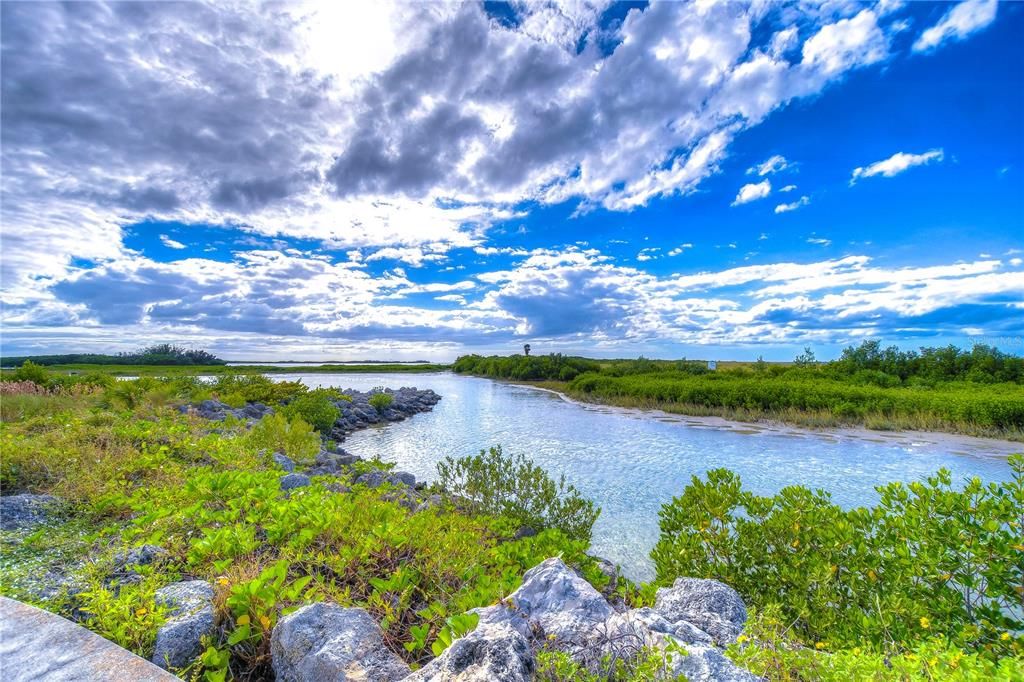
[[114, 544, 168, 569], [388, 471, 416, 488], [151, 581, 215, 671], [273, 452, 296, 472], [280, 473, 311, 491], [354, 470, 387, 488], [471, 557, 613, 644], [0, 494, 61, 530], [404, 624, 533, 682], [270, 603, 410, 682], [653, 578, 747, 646], [416, 494, 444, 513], [668, 645, 758, 682]]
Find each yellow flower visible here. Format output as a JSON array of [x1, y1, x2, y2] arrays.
[[919, 617, 931, 629], [217, 577, 230, 586], [815, 642, 826, 650], [259, 615, 272, 630], [867, 569, 877, 581], [791, 539, 800, 548], [135, 607, 148, 617], [1001, 632, 1011, 641], [736, 634, 748, 644], [853, 647, 861, 656]]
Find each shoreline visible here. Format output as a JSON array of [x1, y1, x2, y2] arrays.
[[510, 381, 1024, 458]]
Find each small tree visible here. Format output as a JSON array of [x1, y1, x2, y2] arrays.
[[523, 343, 531, 356], [793, 346, 817, 367]]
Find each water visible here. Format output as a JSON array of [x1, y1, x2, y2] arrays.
[[276, 372, 1018, 582]]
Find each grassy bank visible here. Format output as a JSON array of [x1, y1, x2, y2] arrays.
[[2, 362, 451, 377], [455, 346, 1024, 441]]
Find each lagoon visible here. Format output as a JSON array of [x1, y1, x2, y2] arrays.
[[279, 371, 1018, 582]]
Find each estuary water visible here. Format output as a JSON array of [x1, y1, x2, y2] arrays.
[[277, 371, 1018, 581]]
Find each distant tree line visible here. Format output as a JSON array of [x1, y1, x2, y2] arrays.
[[453, 341, 1024, 386], [3, 344, 226, 367]]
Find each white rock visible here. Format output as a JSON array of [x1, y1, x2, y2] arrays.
[[403, 624, 533, 682], [653, 577, 747, 646]]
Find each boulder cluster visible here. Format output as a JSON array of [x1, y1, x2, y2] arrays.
[[270, 557, 756, 682]]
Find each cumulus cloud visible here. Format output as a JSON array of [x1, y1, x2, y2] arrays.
[[732, 180, 772, 206], [913, 0, 997, 52], [775, 196, 810, 213], [850, 149, 945, 183]]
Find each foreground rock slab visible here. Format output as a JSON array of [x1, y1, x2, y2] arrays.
[[271, 602, 411, 682], [152, 580, 216, 671], [0, 596, 181, 681]]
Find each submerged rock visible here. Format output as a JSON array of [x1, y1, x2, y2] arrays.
[[0, 494, 61, 531], [271, 603, 410, 682], [152, 580, 216, 671]]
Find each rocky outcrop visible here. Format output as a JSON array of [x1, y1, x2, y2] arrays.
[[427, 558, 756, 682], [273, 452, 296, 472], [0, 494, 62, 531], [405, 624, 534, 682], [271, 602, 411, 682], [151, 580, 216, 671], [327, 388, 441, 442]]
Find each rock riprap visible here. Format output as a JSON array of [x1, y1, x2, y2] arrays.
[[151, 580, 216, 671], [271, 602, 411, 681], [178, 399, 274, 422], [327, 388, 441, 442]]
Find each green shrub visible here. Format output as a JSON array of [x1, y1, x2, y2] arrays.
[[281, 390, 342, 433], [368, 392, 394, 413], [244, 413, 321, 465], [652, 457, 1024, 654], [436, 445, 600, 542], [10, 360, 50, 385]]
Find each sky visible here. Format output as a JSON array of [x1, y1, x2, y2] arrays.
[[1, 0, 1022, 362]]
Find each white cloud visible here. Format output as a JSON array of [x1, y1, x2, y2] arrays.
[[807, 237, 832, 246], [851, 149, 944, 183], [159, 235, 187, 250], [800, 9, 888, 76], [732, 180, 772, 206], [779, 184, 797, 193], [667, 244, 694, 256], [775, 196, 810, 213], [913, 0, 997, 53], [747, 155, 790, 176]]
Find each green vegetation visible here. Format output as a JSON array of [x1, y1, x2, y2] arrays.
[[454, 343, 1024, 439], [279, 389, 347, 433], [0, 373, 606, 680], [437, 446, 600, 542], [368, 391, 395, 413], [655, 464, 1024, 676], [2, 361, 1021, 680], [3, 344, 226, 367]]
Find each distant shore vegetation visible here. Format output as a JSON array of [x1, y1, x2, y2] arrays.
[[3, 344, 226, 367], [454, 342, 1024, 440]]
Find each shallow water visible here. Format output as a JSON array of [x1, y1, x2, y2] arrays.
[[278, 372, 1018, 582]]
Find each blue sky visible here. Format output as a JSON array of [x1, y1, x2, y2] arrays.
[[1, 0, 1021, 361]]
